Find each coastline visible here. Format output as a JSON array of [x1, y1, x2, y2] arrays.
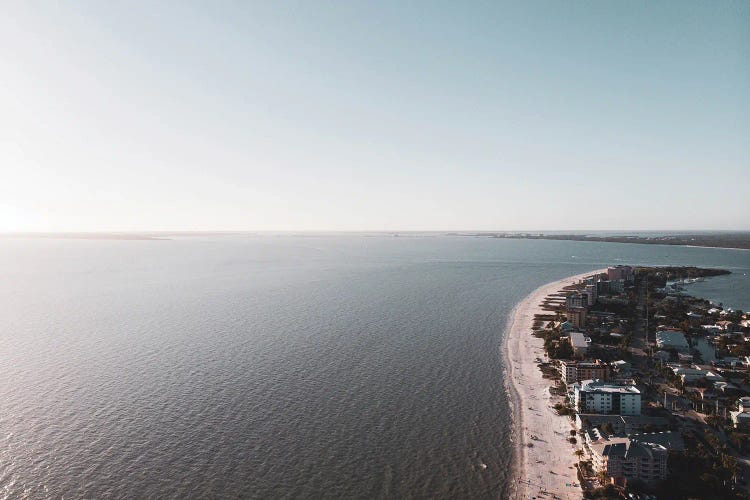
[[504, 269, 606, 499]]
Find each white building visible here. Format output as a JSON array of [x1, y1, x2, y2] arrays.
[[730, 397, 750, 430], [574, 379, 641, 416], [569, 331, 589, 357]]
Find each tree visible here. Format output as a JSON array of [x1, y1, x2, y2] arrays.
[[597, 469, 609, 486], [705, 433, 721, 452], [729, 432, 747, 452], [721, 454, 740, 484], [706, 414, 723, 428]]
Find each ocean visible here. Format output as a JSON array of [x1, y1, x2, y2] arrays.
[[0, 235, 748, 498]]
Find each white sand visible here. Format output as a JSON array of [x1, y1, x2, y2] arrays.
[[505, 269, 606, 499]]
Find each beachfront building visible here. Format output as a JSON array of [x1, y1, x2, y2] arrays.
[[566, 292, 590, 309], [569, 331, 589, 357], [656, 330, 689, 352], [574, 379, 641, 415], [589, 437, 668, 484], [607, 265, 634, 282], [561, 360, 610, 384], [567, 307, 587, 329], [575, 414, 668, 434]]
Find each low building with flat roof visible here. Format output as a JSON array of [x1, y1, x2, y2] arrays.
[[671, 367, 724, 384], [569, 331, 589, 357]]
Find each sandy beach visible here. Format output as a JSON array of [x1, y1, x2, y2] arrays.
[[505, 269, 606, 500]]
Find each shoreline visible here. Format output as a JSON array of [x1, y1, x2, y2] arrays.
[[504, 269, 606, 499]]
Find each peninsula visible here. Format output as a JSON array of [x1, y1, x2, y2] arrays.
[[508, 265, 750, 499], [460, 232, 750, 250]]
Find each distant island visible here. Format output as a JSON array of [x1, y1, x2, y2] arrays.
[[456, 232, 750, 250], [0, 232, 171, 240]]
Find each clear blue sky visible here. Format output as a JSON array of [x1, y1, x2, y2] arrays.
[[2, 1, 748, 231]]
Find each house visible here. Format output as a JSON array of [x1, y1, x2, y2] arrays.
[[656, 330, 689, 352], [611, 360, 631, 375], [677, 353, 694, 363], [714, 381, 741, 395], [653, 351, 671, 362], [670, 367, 724, 384], [730, 412, 750, 430], [717, 320, 736, 332]]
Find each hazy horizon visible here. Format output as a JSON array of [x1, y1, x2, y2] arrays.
[[5, 228, 750, 236], [2, 1, 748, 232]]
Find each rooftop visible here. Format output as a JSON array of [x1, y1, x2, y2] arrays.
[[578, 379, 640, 395], [630, 431, 685, 451], [590, 438, 667, 460], [570, 331, 588, 348]]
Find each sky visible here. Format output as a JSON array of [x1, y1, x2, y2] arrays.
[[1, 1, 748, 232]]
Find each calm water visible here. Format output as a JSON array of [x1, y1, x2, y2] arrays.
[[0, 235, 748, 498]]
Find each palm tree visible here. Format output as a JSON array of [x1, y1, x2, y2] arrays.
[[722, 454, 741, 485], [574, 449, 585, 463], [597, 469, 608, 486]]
